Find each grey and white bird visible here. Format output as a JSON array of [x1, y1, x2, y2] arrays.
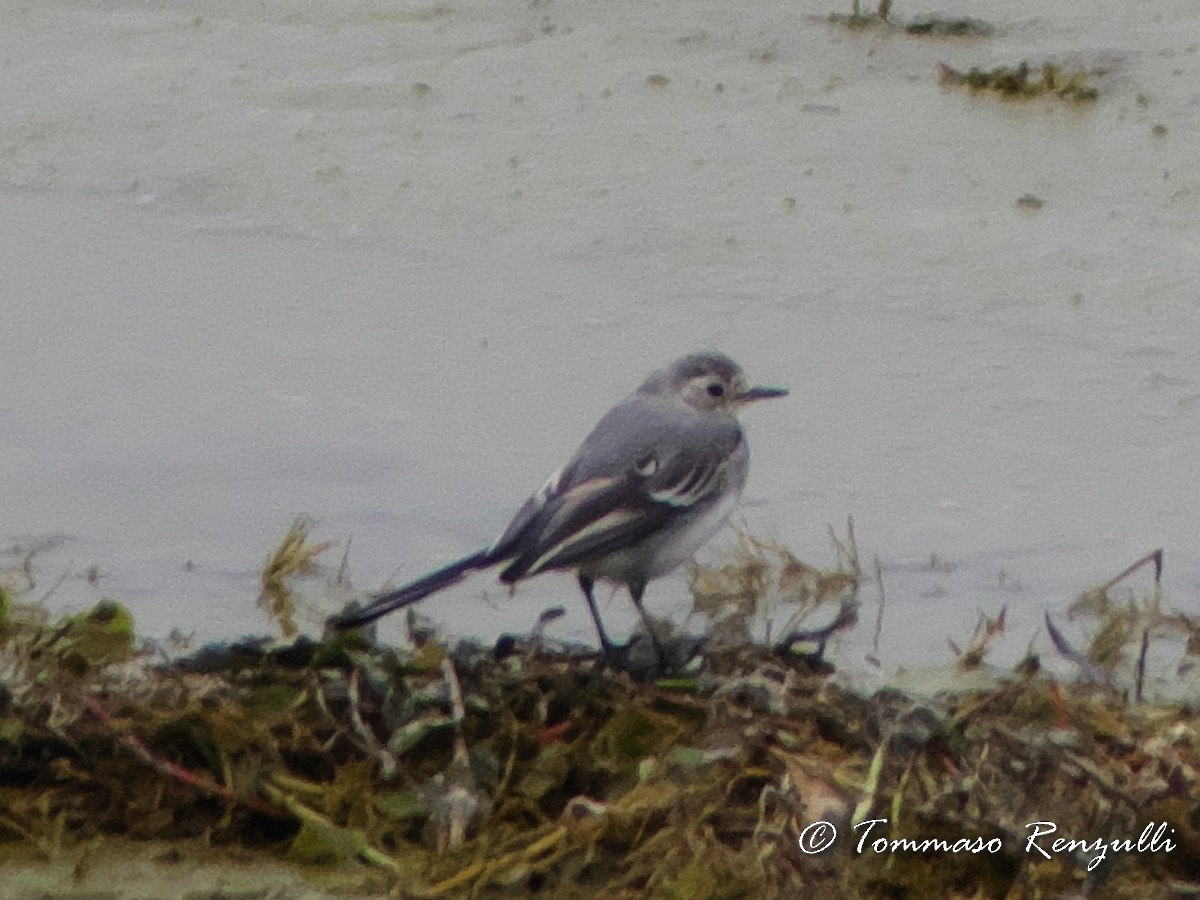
[[328, 351, 787, 667]]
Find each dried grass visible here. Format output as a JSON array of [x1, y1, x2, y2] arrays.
[[2, 533, 1198, 898]]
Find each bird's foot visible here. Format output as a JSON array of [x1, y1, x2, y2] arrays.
[[590, 631, 701, 681], [593, 637, 619, 673]]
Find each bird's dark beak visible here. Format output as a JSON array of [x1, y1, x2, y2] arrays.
[[739, 385, 789, 402]]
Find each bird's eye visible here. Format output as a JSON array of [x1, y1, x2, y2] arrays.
[[706, 383, 725, 398]]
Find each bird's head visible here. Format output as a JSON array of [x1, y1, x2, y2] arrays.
[[642, 351, 788, 413]]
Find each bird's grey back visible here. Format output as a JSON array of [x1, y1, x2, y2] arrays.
[[487, 390, 745, 567], [566, 392, 743, 484]]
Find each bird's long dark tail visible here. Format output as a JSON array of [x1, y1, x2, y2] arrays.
[[326, 549, 494, 630]]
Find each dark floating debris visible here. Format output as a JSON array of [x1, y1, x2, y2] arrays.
[[904, 14, 994, 37], [826, 1, 993, 37], [937, 61, 1101, 102]]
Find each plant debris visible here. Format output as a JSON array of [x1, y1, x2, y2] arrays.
[[937, 61, 1100, 102], [3, 534, 1200, 897], [825, 2, 993, 37], [904, 14, 993, 37], [259, 516, 335, 639]]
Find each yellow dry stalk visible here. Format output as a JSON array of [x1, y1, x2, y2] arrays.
[[258, 517, 333, 639]]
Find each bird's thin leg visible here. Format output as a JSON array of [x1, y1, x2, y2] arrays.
[[578, 574, 616, 665], [628, 583, 667, 673]]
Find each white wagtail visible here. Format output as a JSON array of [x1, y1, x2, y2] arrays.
[[329, 351, 787, 667]]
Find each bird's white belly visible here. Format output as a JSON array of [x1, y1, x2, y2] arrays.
[[593, 486, 742, 585]]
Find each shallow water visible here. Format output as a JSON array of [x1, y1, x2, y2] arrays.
[[3, 0, 1199, 680]]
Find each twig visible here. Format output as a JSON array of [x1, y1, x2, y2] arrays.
[[527, 606, 566, 662], [1135, 628, 1150, 704], [442, 657, 469, 767], [827, 515, 861, 577], [334, 536, 353, 588], [262, 781, 402, 873], [0, 813, 57, 859], [426, 825, 570, 897], [850, 740, 886, 825], [871, 555, 885, 659], [84, 697, 282, 817], [346, 669, 397, 778], [1100, 548, 1163, 593], [36, 568, 72, 606], [1043, 612, 1113, 685], [954, 607, 1006, 670], [1062, 751, 1132, 803], [494, 718, 521, 799], [773, 599, 859, 658], [440, 656, 476, 850], [846, 515, 860, 576]]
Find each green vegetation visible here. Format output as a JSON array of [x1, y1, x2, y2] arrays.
[[1, 533, 1195, 897]]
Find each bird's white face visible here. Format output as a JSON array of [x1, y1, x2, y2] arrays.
[[678, 369, 752, 413], [644, 352, 789, 412]]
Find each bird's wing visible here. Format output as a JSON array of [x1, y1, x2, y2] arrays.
[[492, 399, 743, 581]]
